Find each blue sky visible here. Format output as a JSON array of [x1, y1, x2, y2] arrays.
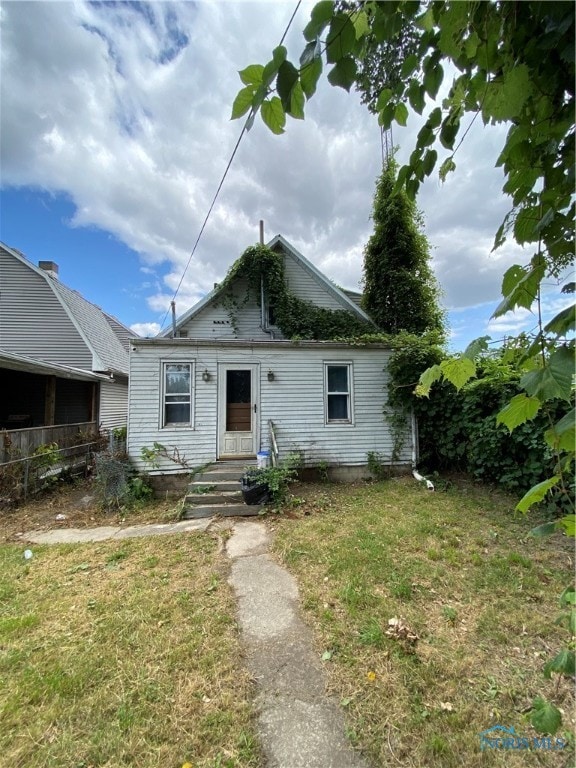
[[1, 1, 570, 350]]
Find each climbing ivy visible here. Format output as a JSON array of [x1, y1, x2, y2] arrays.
[[216, 244, 374, 340]]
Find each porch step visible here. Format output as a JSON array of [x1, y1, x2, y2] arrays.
[[181, 503, 263, 519], [181, 460, 263, 519]]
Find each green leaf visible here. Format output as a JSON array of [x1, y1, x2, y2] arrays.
[[514, 206, 540, 244], [529, 521, 558, 537], [560, 585, 576, 606], [558, 514, 576, 537], [415, 364, 442, 397], [304, 1, 335, 42], [231, 86, 256, 120], [492, 256, 545, 317], [544, 304, 576, 337], [261, 97, 286, 135], [289, 81, 305, 120], [463, 335, 491, 360], [482, 65, 532, 122], [544, 408, 575, 452], [439, 119, 459, 150], [350, 9, 369, 39], [376, 88, 393, 111], [401, 53, 419, 78], [516, 476, 561, 514], [300, 57, 323, 99], [277, 60, 299, 112], [239, 64, 264, 86], [408, 79, 425, 114], [326, 13, 356, 63], [439, 156, 456, 181], [423, 63, 444, 99], [422, 149, 437, 176], [520, 346, 574, 401], [543, 649, 576, 679], [394, 102, 409, 127], [428, 107, 442, 129], [321, 649, 333, 661], [530, 696, 562, 735], [327, 56, 357, 91], [496, 393, 541, 433], [439, 357, 476, 390]]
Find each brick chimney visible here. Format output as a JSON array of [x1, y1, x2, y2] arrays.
[[38, 260, 59, 279]]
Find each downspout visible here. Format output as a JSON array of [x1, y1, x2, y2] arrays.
[[411, 408, 434, 490]]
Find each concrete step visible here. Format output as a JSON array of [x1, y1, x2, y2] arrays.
[[194, 462, 256, 485], [181, 503, 263, 519], [185, 490, 243, 505], [188, 480, 243, 493]]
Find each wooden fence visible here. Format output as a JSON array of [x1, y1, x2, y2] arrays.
[[0, 422, 109, 504], [0, 422, 98, 463]]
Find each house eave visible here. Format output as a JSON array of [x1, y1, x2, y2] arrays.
[[132, 338, 392, 350], [0, 350, 109, 381]]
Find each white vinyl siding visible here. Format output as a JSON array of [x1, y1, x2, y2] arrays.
[[99, 379, 128, 430], [283, 250, 350, 310], [128, 342, 413, 473]]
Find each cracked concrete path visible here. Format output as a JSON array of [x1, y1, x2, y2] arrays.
[[227, 520, 369, 768], [20, 518, 212, 545]]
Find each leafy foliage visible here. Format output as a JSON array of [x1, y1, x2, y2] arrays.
[[217, 243, 374, 339], [362, 157, 444, 335]]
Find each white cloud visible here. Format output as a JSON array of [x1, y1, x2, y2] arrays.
[[0, 0, 537, 331], [130, 321, 161, 338]]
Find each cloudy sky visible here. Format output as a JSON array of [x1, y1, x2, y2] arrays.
[[0, 0, 568, 349]]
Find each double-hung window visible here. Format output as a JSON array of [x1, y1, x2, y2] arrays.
[[163, 363, 192, 426], [325, 363, 353, 424]]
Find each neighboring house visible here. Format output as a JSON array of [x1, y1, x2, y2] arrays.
[[0, 242, 134, 431], [128, 235, 416, 476]]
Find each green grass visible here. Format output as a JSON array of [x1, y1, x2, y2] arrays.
[[274, 478, 575, 767], [0, 534, 260, 768]]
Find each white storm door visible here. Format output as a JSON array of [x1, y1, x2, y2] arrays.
[[217, 364, 259, 457]]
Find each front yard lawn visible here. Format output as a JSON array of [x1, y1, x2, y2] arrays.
[[0, 533, 259, 768], [273, 478, 575, 767]]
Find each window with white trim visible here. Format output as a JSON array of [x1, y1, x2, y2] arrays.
[[324, 363, 353, 424], [163, 363, 192, 426]]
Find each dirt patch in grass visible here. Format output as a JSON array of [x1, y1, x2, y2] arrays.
[[0, 532, 260, 768], [272, 478, 575, 767], [1, 478, 183, 543]]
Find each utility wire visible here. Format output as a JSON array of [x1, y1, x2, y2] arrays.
[[161, 0, 302, 332]]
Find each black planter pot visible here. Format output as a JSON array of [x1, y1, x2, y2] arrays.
[[241, 475, 271, 505]]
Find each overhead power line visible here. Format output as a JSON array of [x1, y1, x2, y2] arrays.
[[161, 1, 302, 332]]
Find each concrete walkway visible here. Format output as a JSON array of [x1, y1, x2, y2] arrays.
[[20, 518, 211, 544], [227, 521, 369, 768]]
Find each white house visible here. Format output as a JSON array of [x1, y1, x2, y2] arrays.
[[127, 236, 416, 476]]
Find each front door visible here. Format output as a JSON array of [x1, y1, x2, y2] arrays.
[[217, 364, 258, 458]]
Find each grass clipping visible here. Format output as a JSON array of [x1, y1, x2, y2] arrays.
[[0, 534, 259, 768]]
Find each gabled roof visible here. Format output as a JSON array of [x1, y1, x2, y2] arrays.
[[1, 242, 134, 376], [160, 234, 373, 337]]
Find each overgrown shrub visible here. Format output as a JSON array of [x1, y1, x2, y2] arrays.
[[388, 339, 574, 509]]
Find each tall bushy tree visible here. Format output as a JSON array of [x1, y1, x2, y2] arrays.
[[362, 157, 443, 335]]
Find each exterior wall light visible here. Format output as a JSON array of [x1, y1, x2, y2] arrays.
[[202, 369, 210, 382], [267, 370, 275, 382]]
